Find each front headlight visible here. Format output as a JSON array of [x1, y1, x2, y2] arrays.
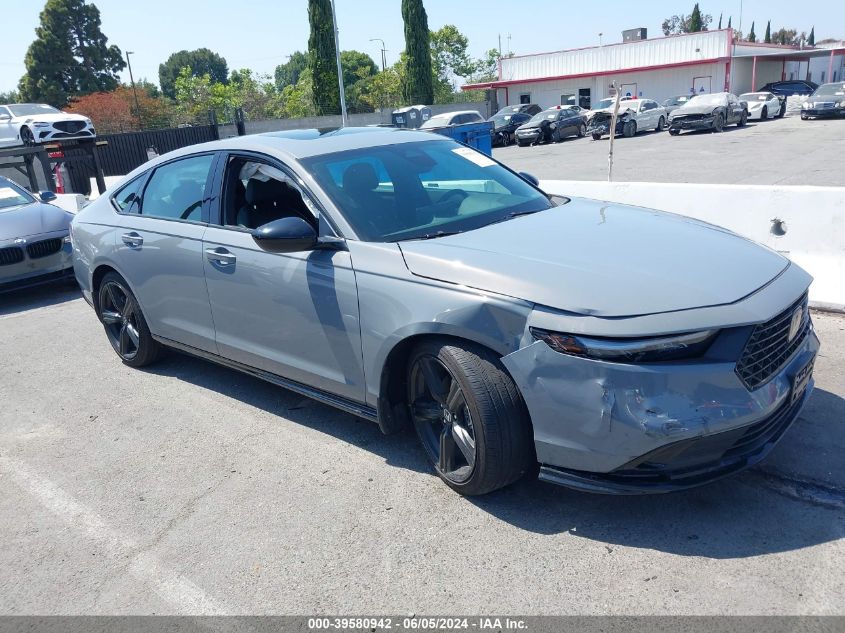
[[838, 101, 845, 108], [802, 102, 811, 109], [85, 118, 92, 124], [530, 328, 717, 363], [33, 122, 51, 127]]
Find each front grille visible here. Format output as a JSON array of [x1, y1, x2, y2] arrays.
[[0, 246, 25, 266], [54, 121, 86, 133], [736, 293, 810, 390], [26, 238, 63, 259]]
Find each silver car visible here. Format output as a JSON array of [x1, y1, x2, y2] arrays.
[[71, 129, 819, 495], [1, 176, 74, 292], [0, 103, 96, 147]]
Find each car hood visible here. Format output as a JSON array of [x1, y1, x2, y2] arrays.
[[671, 103, 720, 116], [516, 120, 545, 130], [398, 198, 789, 317], [0, 202, 73, 241], [14, 112, 88, 123]]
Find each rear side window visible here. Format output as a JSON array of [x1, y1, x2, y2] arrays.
[[112, 175, 145, 212], [139, 155, 214, 222]]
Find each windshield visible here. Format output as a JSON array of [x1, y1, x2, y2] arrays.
[[740, 93, 770, 101], [687, 94, 725, 107], [495, 105, 522, 115], [0, 179, 36, 211], [301, 139, 555, 242], [7, 104, 60, 117], [813, 83, 845, 97], [528, 109, 559, 123], [491, 114, 512, 125], [594, 98, 616, 109], [420, 115, 452, 129], [665, 96, 690, 106]]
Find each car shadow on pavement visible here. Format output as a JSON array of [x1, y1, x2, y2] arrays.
[[145, 350, 845, 559], [0, 281, 81, 316], [143, 351, 431, 476], [469, 386, 845, 558]]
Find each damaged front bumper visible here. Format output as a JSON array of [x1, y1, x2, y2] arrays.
[[502, 320, 819, 494], [668, 115, 715, 130]]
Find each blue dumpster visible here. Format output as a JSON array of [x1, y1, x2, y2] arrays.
[[426, 120, 494, 156]]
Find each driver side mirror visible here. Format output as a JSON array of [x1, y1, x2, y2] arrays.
[[252, 216, 317, 253], [518, 172, 540, 187], [39, 191, 58, 202], [0, 114, 11, 122]]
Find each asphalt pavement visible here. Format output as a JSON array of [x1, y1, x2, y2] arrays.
[[0, 284, 843, 615]]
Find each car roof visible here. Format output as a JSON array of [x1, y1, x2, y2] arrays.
[[121, 127, 445, 179]]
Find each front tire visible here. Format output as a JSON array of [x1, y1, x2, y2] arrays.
[[622, 121, 636, 137], [407, 340, 533, 496], [712, 113, 724, 132], [97, 272, 162, 367], [738, 110, 748, 127], [669, 128, 680, 136], [801, 112, 809, 120], [19, 126, 35, 147], [761, 106, 768, 120], [656, 116, 666, 131], [577, 123, 586, 137], [591, 132, 602, 140]]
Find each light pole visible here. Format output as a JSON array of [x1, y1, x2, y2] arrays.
[[330, 0, 347, 126], [370, 38, 387, 72], [125, 51, 143, 129]]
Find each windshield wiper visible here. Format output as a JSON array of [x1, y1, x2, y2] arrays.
[[486, 209, 542, 226], [408, 230, 464, 241]]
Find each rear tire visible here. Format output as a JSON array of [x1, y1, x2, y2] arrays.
[[407, 339, 534, 496], [656, 116, 666, 131], [97, 272, 162, 368], [778, 101, 786, 118], [669, 128, 680, 136]]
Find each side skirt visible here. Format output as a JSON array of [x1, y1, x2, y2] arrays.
[[152, 335, 379, 424]]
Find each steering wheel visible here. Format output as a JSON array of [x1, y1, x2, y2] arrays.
[[441, 188, 468, 209]]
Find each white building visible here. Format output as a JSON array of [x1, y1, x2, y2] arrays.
[[462, 30, 845, 110]]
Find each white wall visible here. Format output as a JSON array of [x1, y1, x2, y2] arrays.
[[501, 63, 727, 110], [500, 31, 729, 82], [539, 180, 845, 312]]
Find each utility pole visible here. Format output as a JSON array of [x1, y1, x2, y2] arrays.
[[370, 38, 387, 71], [330, 0, 347, 126], [125, 51, 143, 129]]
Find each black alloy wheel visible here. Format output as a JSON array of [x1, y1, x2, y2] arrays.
[[98, 273, 162, 367], [407, 340, 534, 495], [20, 127, 35, 146], [409, 354, 477, 485]]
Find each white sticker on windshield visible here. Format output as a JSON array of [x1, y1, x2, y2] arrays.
[[452, 146, 496, 168], [0, 187, 21, 199]]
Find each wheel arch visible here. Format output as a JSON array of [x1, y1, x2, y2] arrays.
[[375, 327, 522, 436]]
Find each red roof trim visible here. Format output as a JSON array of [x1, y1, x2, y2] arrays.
[[461, 57, 727, 91]]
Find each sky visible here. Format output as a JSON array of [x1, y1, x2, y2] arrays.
[[1, 0, 843, 94]]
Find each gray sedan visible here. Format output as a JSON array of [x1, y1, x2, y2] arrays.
[[71, 129, 819, 495], [0, 176, 74, 292]]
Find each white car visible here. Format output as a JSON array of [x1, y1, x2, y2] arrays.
[[419, 110, 484, 129], [0, 103, 96, 148], [739, 92, 781, 120], [587, 98, 668, 139]]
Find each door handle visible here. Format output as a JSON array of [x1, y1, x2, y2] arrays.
[[121, 232, 143, 247], [205, 247, 236, 266]]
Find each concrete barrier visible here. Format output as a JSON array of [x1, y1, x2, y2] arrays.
[[540, 180, 845, 312]]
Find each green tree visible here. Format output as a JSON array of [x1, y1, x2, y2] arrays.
[[430, 25, 475, 82], [747, 22, 756, 42], [808, 26, 815, 46], [0, 90, 20, 103], [172, 66, 233, 123], [18, 0, 125, 107], [772, 28, 799, 45], [274, 51, 309, 90], [358, 63, 404, 111], [308, 0, 340, 115], [159, 49, 228, 100], [281, 68, 316, 118], [717, 13, 722, 29], [764, 21, 771, 43], [401, 0, 434, 104], [727, 16, 732, 29], [688, 3, 704, 32], [341, 50, 378, 89], [229, 68, 285, 120]]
